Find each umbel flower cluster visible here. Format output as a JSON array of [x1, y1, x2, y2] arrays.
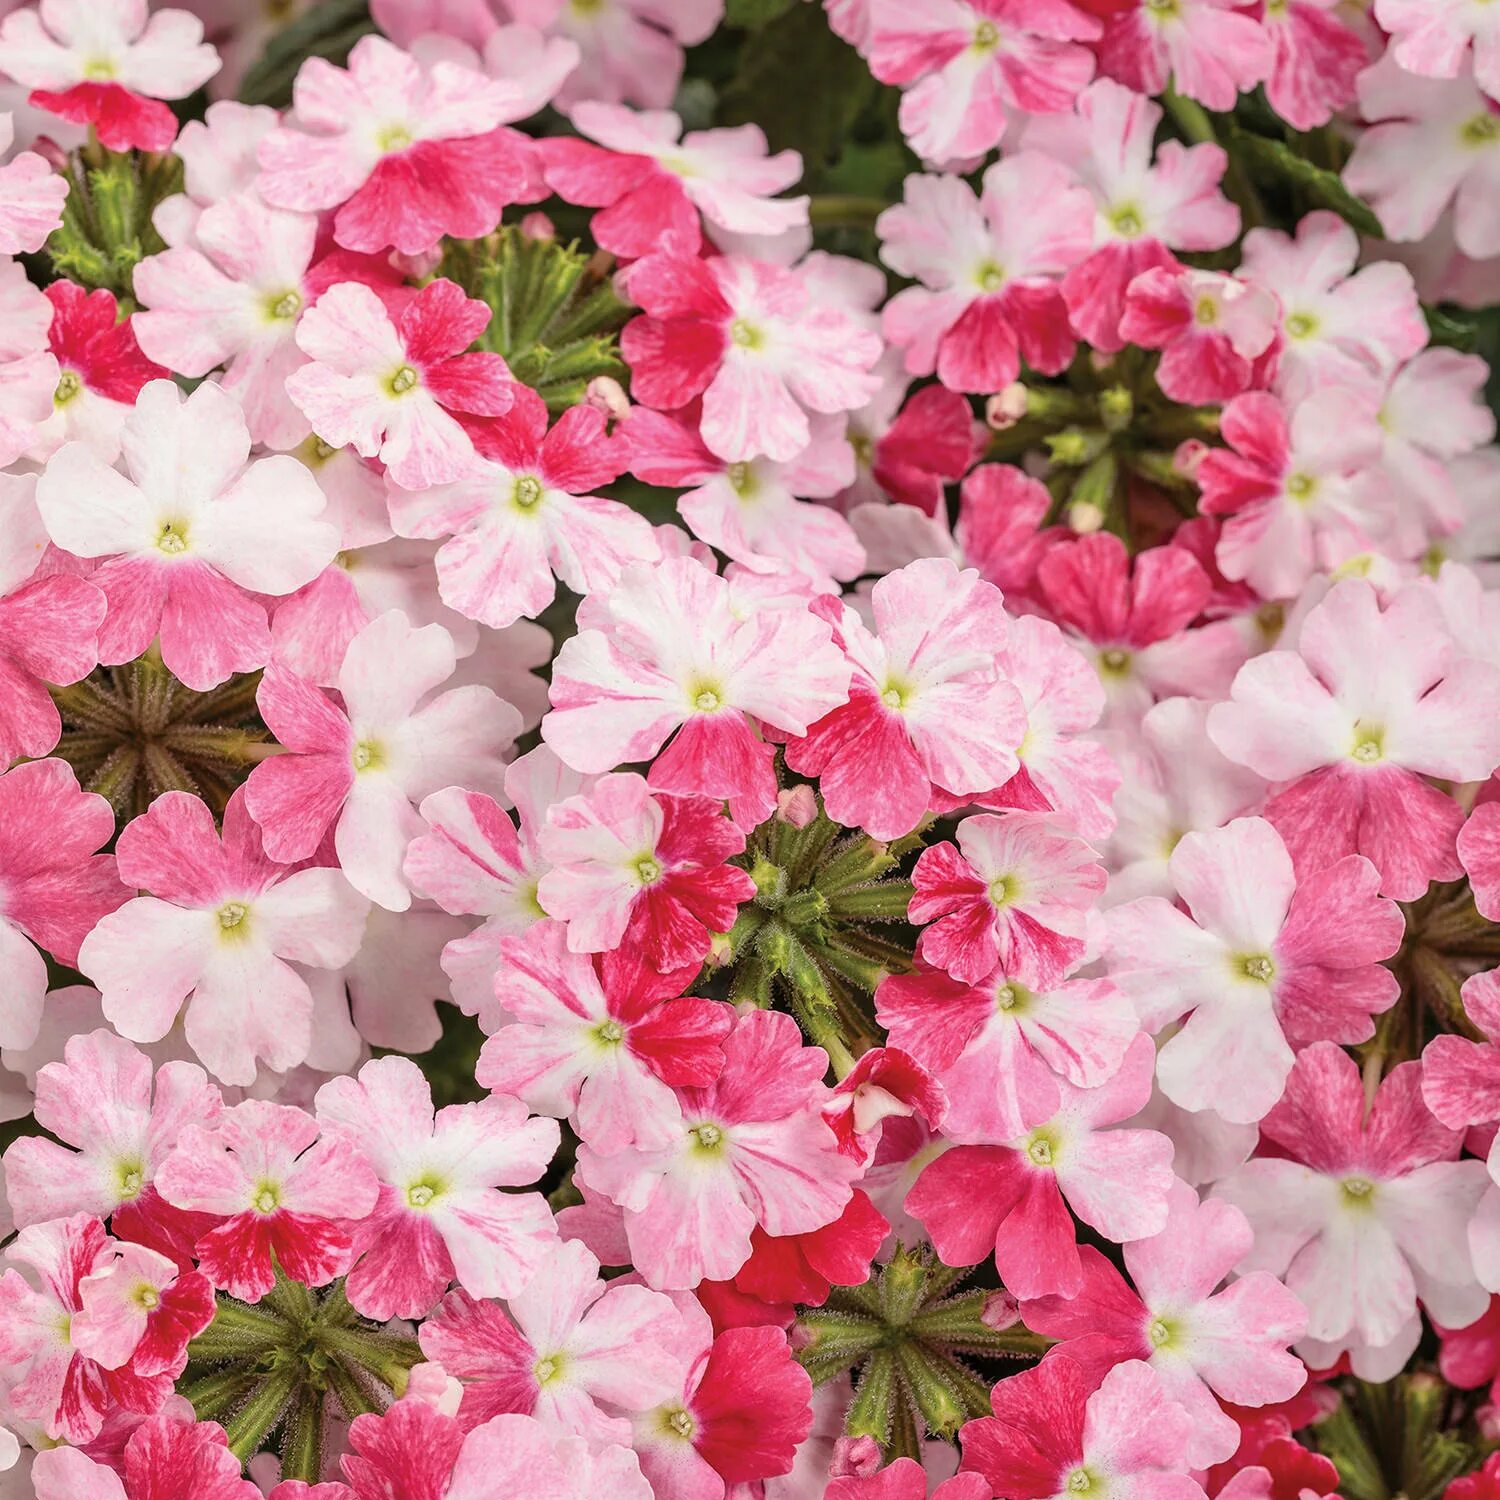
[[5, 0, 1500, 1495]]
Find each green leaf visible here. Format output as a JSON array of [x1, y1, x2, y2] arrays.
[[725, 0, 797, 26], [1424, 303, 1481, 353], [240, 0, 376, 108], [1226, 126, 1384, 238]]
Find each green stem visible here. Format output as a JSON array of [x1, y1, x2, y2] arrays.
[[808, 195, 888, 230], [1161, 85, 1217, 146]]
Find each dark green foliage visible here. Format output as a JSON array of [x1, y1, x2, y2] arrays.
[[239, 0, 377, 108]]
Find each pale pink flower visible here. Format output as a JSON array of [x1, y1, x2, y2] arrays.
[[314, 1054, 560, 1318], [387, 390, 659, 629], [0, 0, 218, 152], [73, 1240, 214, 1378], [575, 1008, 861, 1289], [1094, 0, 1271, 111], [786, 559, 1026, 841], [255, 33, 540, 255], [286, 277, 517, 491], [877, 156, 1095, 393], [155, 1099, 379, 1302], [1106, 816, 1402, 1123], [35, 378, 339, 691], [620, 252, 882, 464], [910, 811, 1107, 988], [542, 557, 850, 827], [1216, 1043, 1489, 1379], [0, 110, 64, 252], [478, 921, 732, 1154], [1375, 0, 1500, 101], [1207, 577, 1500, 900], [419, 1239, 683, 1442], [536, 771, 754, 971], [79, 789, 370, 1085], [537, 101, 807, 260], [866, 0, 1101, 168], [243, 609, 522, 912], [0, 758, 126, 1052], [155, 98, 277, 246], [2, 1027, 219, 1233], [1239, 211, 1427, 400], [0, 258, 59, 466]]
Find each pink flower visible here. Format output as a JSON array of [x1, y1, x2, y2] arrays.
[[478, 922, 731, 1154], [32, 281, 167, 463], [959, 1356, 1204, 1500], [35, 378, 339, 691], [1217, 1044, 1489, 1378], [1207, 577, 1500, 900], [828, 1461, 988, 1500], [542, 557, 850, 826], [626, 406, 865, 590], [0, 259, 62, 466], [1375, 0, 1500, 101], [0, 110, 65, 253], [1258, 0, 1368, 132], [1195, 389, 1394, 599], [1020, 1181, 1307, 1468], [877, 156, 1095, 393], [862, 381, 983, 515], [1342, 57, 1500, 258], [910, 811, 1106, 988], [73, 1241, 215, 1379], [906, 1034, 1176, 1298], [1119, 266, 1280, 406], [313, 1055, 560, 1318], [1107, 817, 1402, 1122], [0, 1214, 172, 1443], [419, 1239, 683, 1442], [537, 101, 807, 259], [2, 1027, 219, 1232], [1462, 801, 1500, 921], [575, 1008, 861, 1289], [877, 956, 1136, 1145], [1094, 0, 1271, 111], [255, 33, 539, 255], [1025, 78, 1240, 351], [133, 194, 406, 452], [78, 789, 370, 1084], [403, 746, 583, 1019], [0, 0, 218, 153], [786, 559, 1025, 841], [155, 1099, 379, 1302], [620, 252, 882, 463], [387, 390, 659, 629], [0, 758, 126, 1052], [630, 1300, 813, 1498], [1239, 212, 1426, 400], [285, 277, 518, 490], [866, 0, 1101, 167], [536, 771, 754, 970], [243, 609, 521, 911], [542, 0, 720, 112], [726, 1187, 890, 1310], [32, 1413, 260, 1500]]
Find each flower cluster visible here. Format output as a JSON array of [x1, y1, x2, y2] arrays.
[[1, 0, 1500, 1495]]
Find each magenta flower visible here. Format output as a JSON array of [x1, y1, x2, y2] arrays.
[[32, 1413, 261, 1500]]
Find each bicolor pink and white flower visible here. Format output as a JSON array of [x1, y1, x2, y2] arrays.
[[32, 1412, 260, 1500], [1093, 0, 1271, 112], [73, 1240, 215, 1380]]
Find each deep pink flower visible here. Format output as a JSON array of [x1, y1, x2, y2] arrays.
[[155, 1099, 379, 1302], [786, 558, 1025, 841], [868, 382, 983, 515], [910, 811, 1106, 988], [314, 1055, 560, 1318], [256, 33, 540, 255], [1094, 0, 1271, 112], [956, 461, 1061, 604], [537, 101, 806, 260], [35, 378, 339, 691], [78, 789, 371, 1084], [877, 155, 1094, 394], [728, 1188, 889, 1309], [0, 758, 126, 1052], [1207, 577, 1500, 900], [479, 923, 730, 1153], [388, 388, 658, 629], [1107, 816, 1402, 1123], [619, 252, 882, 463], [907, 1034, 1175, 1299], [419, 1238, 684, 1442], [286, 277, 518, 490], [959, 1356, 1203, 1500], [0, 0, 219, 153], [828, 1462, 990, 1500], [1462, 801, 1500, 921], [1120, 265, 1280, 406], [32, 1413, 260, 1500]]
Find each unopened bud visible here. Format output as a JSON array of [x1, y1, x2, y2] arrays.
[[1067, 499, 1106, 534], [981, 1290, 1022, 1331], [389, 246, 443, 279], [1173, 438, 1209, 479], [519, 211, 556, 241], [775, 785, 818, 828], [985, 383, 1029, 430], [32, 134, 69, 172], [1478, 1402, 1500, 1442], [704, 931, 734, 969], [585, 375, 631, 424], [830, 1436, 882, 1479]]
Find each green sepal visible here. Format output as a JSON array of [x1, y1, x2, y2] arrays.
[[891, 1342, 971, 1439], [825, 881, 915, 922], [222, 1363, 301, 1462], [844, 1349, 899, 1446]]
